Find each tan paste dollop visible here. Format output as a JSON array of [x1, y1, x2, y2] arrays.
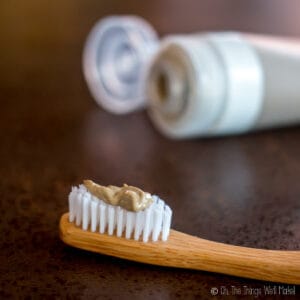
[[83, 180, 153, 212]]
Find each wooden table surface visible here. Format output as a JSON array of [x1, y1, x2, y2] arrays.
[[1, 1, 299, 299]]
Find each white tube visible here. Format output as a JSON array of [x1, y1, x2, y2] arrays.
[[146, 32, 300, 138], [83, 16, 159, 114], [246, 34, 300, 129]]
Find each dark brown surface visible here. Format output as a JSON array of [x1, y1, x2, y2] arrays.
[[1, 1, 300, 299]]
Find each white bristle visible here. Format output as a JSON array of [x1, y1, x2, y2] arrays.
[[157, 199, 164, 208], [90, 198, 99, 232], [152, 205, 163, 242], [68, 186, 172, 242], [75, 192, 83, 226], [125, 211, 135, 239], [68, 187, 77, 222], [79, 184, 86, 193], [134, 211, 144, 241], [99, 203, 107, 234], [108, 205, 115, 235], [143, 205, 153, 243], [82, 193, 91, 230], [116, 207, 124, 237], [162, 205, 172, 241]]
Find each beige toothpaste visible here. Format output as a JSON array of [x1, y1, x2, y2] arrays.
[[83, 180, 153, 212]]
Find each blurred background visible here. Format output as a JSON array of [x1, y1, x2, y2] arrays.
[[2, 0, 300, 114], [2, 0, 300, 105]]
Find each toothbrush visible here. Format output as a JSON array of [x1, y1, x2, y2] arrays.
[[59, 183, 300, 284]]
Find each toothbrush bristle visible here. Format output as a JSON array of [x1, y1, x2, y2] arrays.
[[68, 185, 172, 242]]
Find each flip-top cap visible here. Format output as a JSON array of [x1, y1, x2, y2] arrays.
[[83, 16, 159, 114]]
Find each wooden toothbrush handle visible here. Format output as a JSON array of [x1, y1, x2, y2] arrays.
[[60, 213, 300, 284], [164, 230, 300, 284]]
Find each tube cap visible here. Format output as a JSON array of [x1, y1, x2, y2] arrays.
[[83, 16, 159, 114]]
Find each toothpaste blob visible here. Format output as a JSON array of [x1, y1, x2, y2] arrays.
[[68, 182, 172, 242], [83, 180, 153, 212]]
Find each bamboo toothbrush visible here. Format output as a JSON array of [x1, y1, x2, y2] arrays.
[[59, 182, 300, 284]]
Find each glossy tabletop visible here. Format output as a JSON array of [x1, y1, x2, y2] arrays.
[[1, 1, 299, 299]]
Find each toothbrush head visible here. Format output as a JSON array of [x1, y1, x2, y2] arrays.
[[68, 182, 172, 242]]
